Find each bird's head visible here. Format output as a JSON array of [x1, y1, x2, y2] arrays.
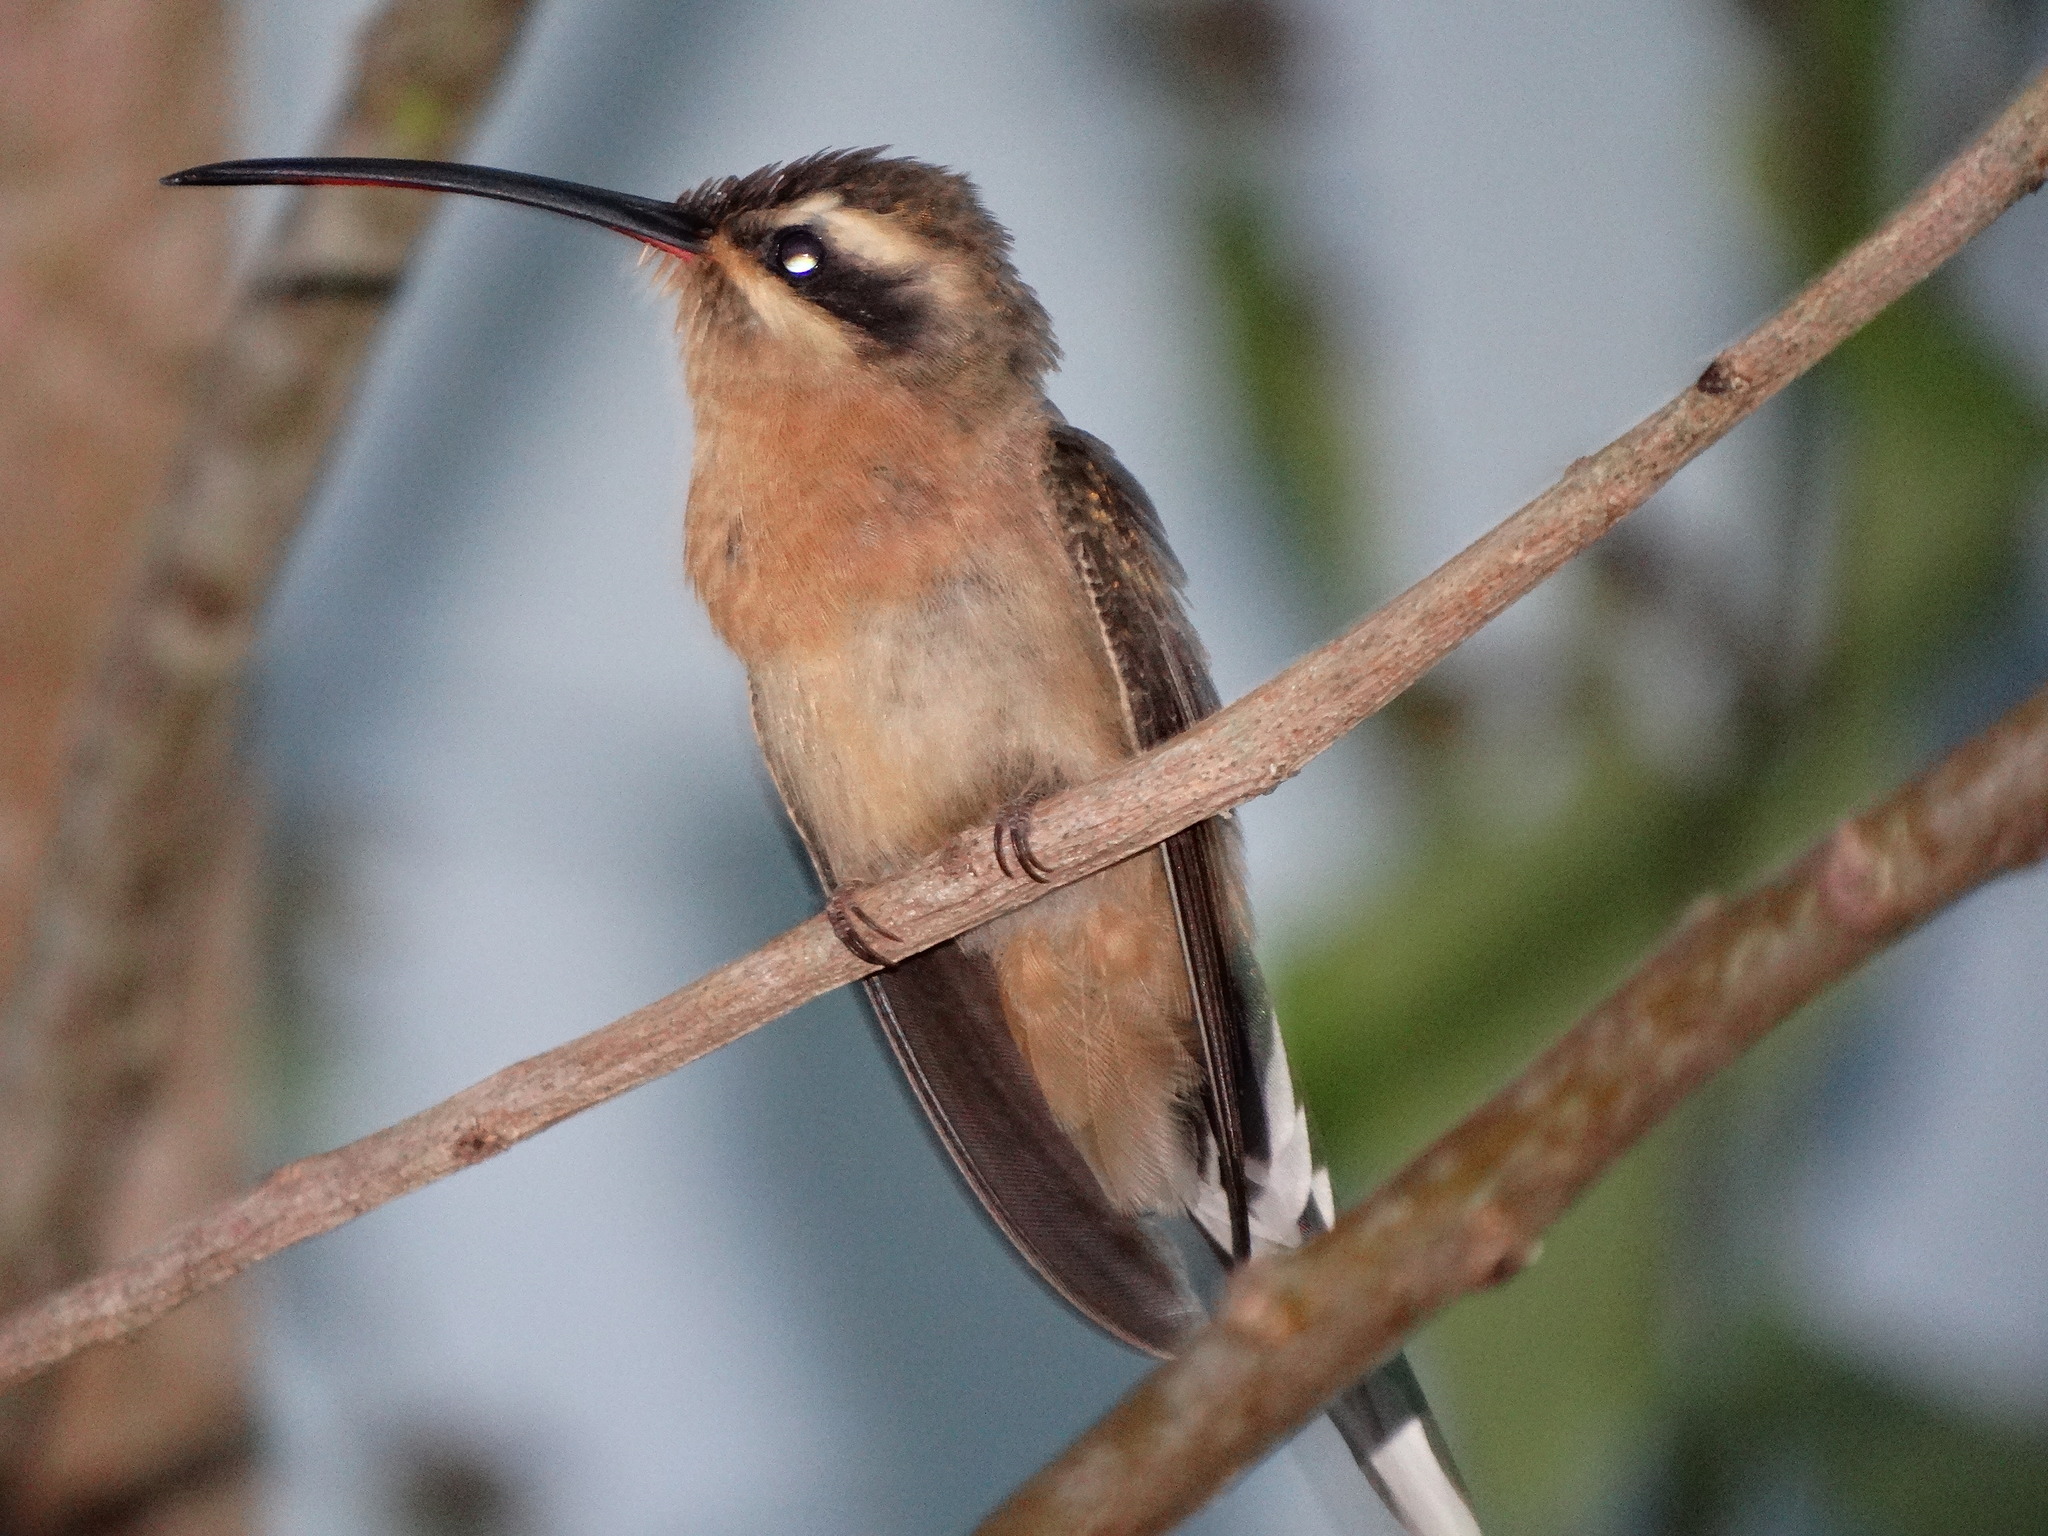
[[164, 149, 1058, 407]]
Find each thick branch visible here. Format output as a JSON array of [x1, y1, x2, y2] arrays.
[[0, 0, 248, 1508], [1, 58, 2044, 1399], [0, 0, 534, 1316], [978, 678, 2048, 1535]]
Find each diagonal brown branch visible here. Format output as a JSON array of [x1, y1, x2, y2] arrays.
[[977, 676, 2048, 1535], [0, 0, 536, 1328], [1, 57, 2044, 1404]]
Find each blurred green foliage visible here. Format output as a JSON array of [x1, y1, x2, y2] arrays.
[[1148, 0, 2048, 1531], [1205, 190, 1361, 606]]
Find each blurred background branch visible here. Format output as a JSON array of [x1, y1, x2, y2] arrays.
[[0, 4, 241, 1527], [1109, 3, 2048, 1530], [0, 0, 532, 1527], [983, 670, 2048, 1536]]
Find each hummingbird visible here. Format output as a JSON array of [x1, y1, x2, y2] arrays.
[[166, 148, 1482, 1536]]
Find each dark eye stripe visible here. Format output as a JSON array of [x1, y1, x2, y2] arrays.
[[804, 269, 929, 351], [762, 224, 928, 352]]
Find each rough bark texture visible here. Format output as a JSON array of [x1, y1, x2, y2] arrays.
[[977, 680, 2048, 1535], [7, 820, 259, 1536], [0, 0, 536, 1516], [0, 0, 227, 1017], [0, 3, 250, 1526], [0, 0, 535, 1318]]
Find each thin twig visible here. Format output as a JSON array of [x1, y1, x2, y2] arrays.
[[0, 0, 535, 1321], [1, 58, 2044, 1400], [978, 677, 2048, 1534]]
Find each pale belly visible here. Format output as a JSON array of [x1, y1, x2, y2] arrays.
[[744, 564, 1201, 1212], [745, 561, 1128, 884]]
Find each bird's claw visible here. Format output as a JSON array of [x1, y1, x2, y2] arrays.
[[992, 799, 1054, 884], [825, 885, 900, 968]]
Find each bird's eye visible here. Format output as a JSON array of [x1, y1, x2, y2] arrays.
[[774, 229, 824, 279]]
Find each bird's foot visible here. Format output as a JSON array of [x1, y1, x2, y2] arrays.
[[824, 884, 900, 968], [992, 796, 1054, 884]]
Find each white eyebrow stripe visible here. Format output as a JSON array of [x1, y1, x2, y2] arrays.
[[777, 191, 841, 220], [814, 205, 927, 269]]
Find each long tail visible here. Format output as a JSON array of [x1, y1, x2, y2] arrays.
[[1167, 853, 1482, 1536], [1186, 1013, 1482, 1536], [1324, 1353, 1483, 1536]]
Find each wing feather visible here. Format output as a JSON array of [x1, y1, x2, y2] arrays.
[[751, 680, 1201, 1357], [864, 948, 1202, 1355], [1044, 424, 1273, 1261], [1045, 426, 1481, 1531]]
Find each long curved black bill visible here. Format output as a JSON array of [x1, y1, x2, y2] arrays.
[[161, 157, 711, 258]]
